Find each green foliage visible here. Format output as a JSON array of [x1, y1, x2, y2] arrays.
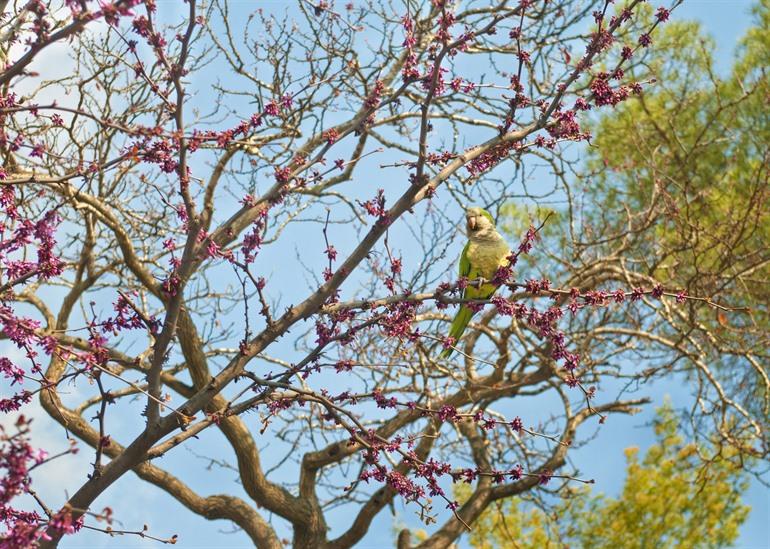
[[583, 3, 770, 317], [459, 405, 750, 549], [572, 3, 770, 436], [498, 203, 560, 242]]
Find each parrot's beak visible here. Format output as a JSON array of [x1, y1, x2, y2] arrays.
[[467, 216, 477, 231]]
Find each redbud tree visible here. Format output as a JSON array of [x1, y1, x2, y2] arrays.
[[0, 0, 766, 547]]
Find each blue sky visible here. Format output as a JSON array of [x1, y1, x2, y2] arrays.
[[4, 1, 767, 548]]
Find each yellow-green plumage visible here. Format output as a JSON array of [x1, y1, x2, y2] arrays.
[[440, 208, 510, 358]]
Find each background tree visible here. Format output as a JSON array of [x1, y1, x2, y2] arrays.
[[579, 0, 770, 463], [458, 404, 750, 549], [0, 0, 766, 548]]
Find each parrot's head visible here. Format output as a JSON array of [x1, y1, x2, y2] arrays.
[[465, 207, 497, 238]]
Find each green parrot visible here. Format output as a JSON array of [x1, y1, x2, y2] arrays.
[[440, 207, 511, 358]]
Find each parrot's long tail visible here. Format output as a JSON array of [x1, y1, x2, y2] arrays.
[[439, 305, 474, 359]]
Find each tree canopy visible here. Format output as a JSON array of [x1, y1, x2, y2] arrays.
[[459, 405, 750, 549], [0, 1, 766, 548]]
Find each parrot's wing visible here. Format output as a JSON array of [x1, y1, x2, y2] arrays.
[[458, 241, 471, 299]]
